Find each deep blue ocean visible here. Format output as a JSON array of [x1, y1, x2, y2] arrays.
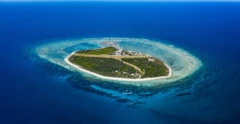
[[1, 2, 240, 124]]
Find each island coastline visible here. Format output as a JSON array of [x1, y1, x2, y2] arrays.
[[64, 52, 172, 82]]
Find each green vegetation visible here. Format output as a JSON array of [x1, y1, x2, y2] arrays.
[[121, 58, 169, 78], [69, 47, 169, 79], [68, 55, 141, 78], [76, 47, 117, 55]]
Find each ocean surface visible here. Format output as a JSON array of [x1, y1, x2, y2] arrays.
[[1, 2, 240, 124]]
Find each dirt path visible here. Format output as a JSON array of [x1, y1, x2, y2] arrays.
[[74, 53, 146, 74]]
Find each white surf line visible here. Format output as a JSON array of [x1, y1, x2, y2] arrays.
[[64, 52, 172, 82]]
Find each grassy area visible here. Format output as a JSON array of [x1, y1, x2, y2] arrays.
[[121, 58, 169, 78], [77, 47, 117, 55], [68, 55, 141, 78], [70, 47, 169, 79]]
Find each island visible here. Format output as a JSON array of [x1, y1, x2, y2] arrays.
[[64, 45, 172, 81]]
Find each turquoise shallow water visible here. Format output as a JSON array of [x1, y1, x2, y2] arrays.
[[35, 38, 202, 86], [1, 2, 240, 124]]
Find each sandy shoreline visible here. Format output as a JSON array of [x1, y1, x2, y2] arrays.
[[64, 52, 172, 82]]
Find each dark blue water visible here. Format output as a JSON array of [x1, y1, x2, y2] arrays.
[[1, 2, 240, 124]]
